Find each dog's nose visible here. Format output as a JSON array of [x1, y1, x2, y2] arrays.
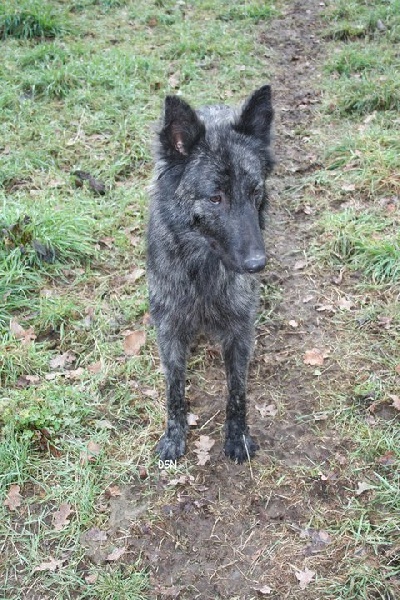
[[244, 255, 266, 273]]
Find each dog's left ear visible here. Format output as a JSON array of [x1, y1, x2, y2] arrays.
[[234, 85, 273, 145], [160, 96, 205, 158]]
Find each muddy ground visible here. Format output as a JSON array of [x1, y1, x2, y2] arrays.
[[98, 1, 350, 598]]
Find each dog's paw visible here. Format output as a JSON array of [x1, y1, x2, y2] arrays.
[[224, 433, 259, 464], [157, 426, 186, 462]]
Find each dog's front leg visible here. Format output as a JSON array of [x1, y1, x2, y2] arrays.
[[223, 335, 259, 463], [156, 331, 189, 462]]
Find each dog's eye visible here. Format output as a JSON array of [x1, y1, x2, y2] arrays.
[[209, 194, 222, 205]]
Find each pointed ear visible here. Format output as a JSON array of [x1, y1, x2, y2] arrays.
[[234, 85, 273, 144], [159, 95, 205, 158]]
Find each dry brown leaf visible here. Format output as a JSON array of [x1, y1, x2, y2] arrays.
[[295, 567, 316, 589], [80, 440, 101, 464], [88, 360, 102, 374], [294, 259, 307, 270], [25, 374, 40, 383], [194, 435, 215, 466], [255, 403, 278, 418], [82, 527, 108, 542], [316, 304, 334, 312], [337, 297, 354, 311], [34, 557, 64, 572], [169, 474, 195, 486], [105, 485, 122, 498], [388, 394, 400, 411], [123, 330, 146, 356], [341, 183, 356, 192], [303, 348, 329, 366], [124, 268, 145, 283], [85, 573, 98, 584], [49, 351, 76, 370], [9, 319, 36, 344], [106, 546, 126, 561], [63, 367, 84, 380], [356, 481, 375, 496], [187, 413, 199, 426], [52, 503, 72, 531], [252, 584, 272, 595], [3, 484, 22, 511]]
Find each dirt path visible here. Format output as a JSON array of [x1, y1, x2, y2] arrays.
[[109, 2, 339, 598]]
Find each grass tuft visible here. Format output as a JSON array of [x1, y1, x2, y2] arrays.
[[0, 1, 68, 40]]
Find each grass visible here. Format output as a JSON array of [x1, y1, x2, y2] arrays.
[[0, 1, 69, 40], [0, 0, 276, 597], [307, 0, 400, 597]]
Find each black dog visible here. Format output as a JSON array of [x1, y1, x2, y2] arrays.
[[147, 85, 274, 463]]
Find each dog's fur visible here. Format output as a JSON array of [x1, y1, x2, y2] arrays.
[[147, 85, 274, 463]]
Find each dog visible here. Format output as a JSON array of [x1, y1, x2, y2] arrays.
[[147, 85, 274, 463]]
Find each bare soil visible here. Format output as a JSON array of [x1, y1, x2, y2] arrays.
[[97, 2, 351, 598]]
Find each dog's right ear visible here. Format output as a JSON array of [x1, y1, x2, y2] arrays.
[[159, 96, 205, 158], [234, 85, 273, 145]]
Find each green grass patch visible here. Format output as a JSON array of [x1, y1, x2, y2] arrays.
[[0, 0, 276, 595], [318, 210, 400, 283], [0, 1, 68, 40]]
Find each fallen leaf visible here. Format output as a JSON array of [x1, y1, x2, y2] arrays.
[[99, 236, 114, 249], [169, 474, 195, 486], [139, 466, 148, 480], [253, 584, 272, 595], [303, 295, 314, 303], [341, 183, 356, 192], [303, 348, 329, 366], [168, 71, 180, 89], [294, 259, 307, 270], [49, 351, 76, 369], [337, 297, 354, 311], [85, 573, 98, 584], [106, 546, 126, 561], [377, 451, 396, 466], [124, 268, 145, 283], [34, 557, 64, 572], [295, 567, 316, 589], [63, 367, 84, 380], [82, 527, 108, 542], [88, 360, 102, 374], [388, 394, 400, 411], [73, 170, 105, 195], [356, 481, 375, 496], [95, 419, 113, 430], [153, 585, 181, 598], [80, 440, 101, 464], [52, 503, 72, 531], [3, 484, 22, 511], [255, 403, 278, 418], [9, 319, 36, 344], [142, 387, 157, 398], [187, 413, 199, 426], [123, 330, 146, 356], [315, 304, 334, 312], [105, 486, 122, 498], [194, 435, 215, 466], [395, 364, 400, 375]]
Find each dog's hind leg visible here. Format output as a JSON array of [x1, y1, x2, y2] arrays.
[[222, 330, 259, 463], [156, 327, 191, 462]]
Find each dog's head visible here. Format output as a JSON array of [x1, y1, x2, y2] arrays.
[[157, 86, 274, 274]]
